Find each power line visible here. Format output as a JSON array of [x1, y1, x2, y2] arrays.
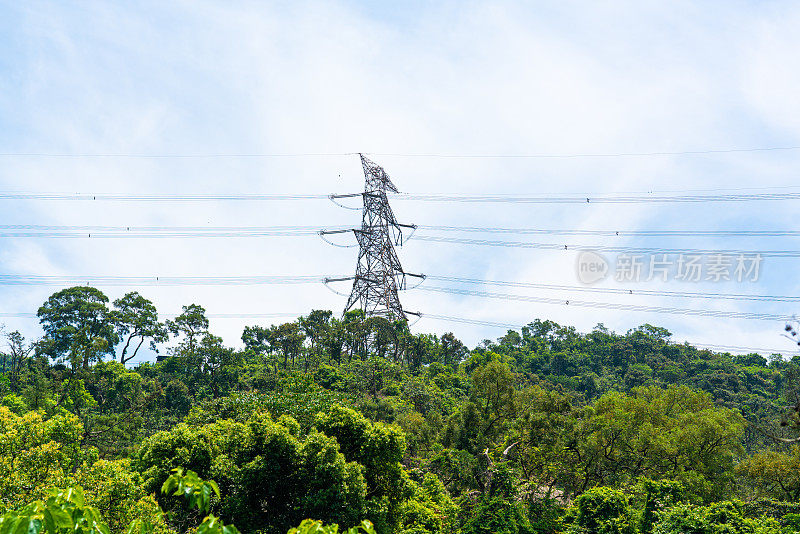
[[0, 275, 333, 286], [3, 224, 798, 239], [368, 146, 800, 158], [0, 192, 329, 201], [3, 145, 800, 159], [690, 342, 790, 355], [0, 152, 358, 158], [4, 190, 800, 203], [395, 191, 800, 203], [0, 224, 353, 239], [419, 225, 800, 238], [0, 224, 334, 231], [419, 313, 525, 330], [0, 230, 331, 238], [419, 286, 792, 321], [426, 276, 800, 303], [0, 232, 322, 238], [413, 235, 800, 258], [0, 273, 790, 305]]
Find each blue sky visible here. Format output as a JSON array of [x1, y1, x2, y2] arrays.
[[2, 1, 800, 361]]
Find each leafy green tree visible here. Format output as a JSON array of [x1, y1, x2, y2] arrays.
[[343, 311, 368, 362], [0, 406, 89, 509], [161, 467, 239, 534], [37, 287, 118, 370], [82, 361, 149, 455], [512, 385, 578, 501], [652, 501, 781, 534], [462, 464, 532, 534], [567, 487, 636, 534], [439, 333, 467, 369], [0, 486, 112, 534], [166, 304, 209, 356], [322, 318, 347, 365], [637, 479, 686, 534], [3, 331, 33, 393], [241, 325, 271, 356], [569, 386, 745, 501], [112, 292, 168, 365], [300, 310, 333, 355], [462, 360, 519, 448], [163, 379, 191, 418], [462, 496, 533, 534], [737, 446, 800, 501], [135, 411, 367, 534], [289, 519, 376, 534], [401, 473, 458, 534], [315, 405, 406, 533], [270, 322, 305, 369]]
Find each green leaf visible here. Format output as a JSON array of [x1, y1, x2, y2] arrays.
[[197, 516, 219, 534], [0, 517, 18, 534], [63, 488, 84, 508], [25, 519, 41, 534], [124, 519, 141, 534], [42, 510, 55, 534], [208, 480, 221, 500], [49, 505, 72, 531], [11, 518, 33, 534]]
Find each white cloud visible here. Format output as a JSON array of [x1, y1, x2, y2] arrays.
[[1, 1, 799, 357]]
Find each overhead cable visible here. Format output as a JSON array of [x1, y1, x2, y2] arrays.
[[419, 286, 792, 321], [427, 275, 800, 302], [413, 235, 800, 258]]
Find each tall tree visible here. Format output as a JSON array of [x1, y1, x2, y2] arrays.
[[113, 292, 168, 364], [4, 330, 33, 392], [440, 332, 467, 368], [242, 325, 272, 355], [166, 304, 209, 354], [37, 286, 118, 370], [300, 310, 332, 354]]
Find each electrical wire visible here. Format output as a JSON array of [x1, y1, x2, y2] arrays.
[[394, 192, 800, 203], [0, 275, 336, 286], [4, 145, 800, 158], [0, 192, 330, 201], [0, 272, 791, 307], [690, 342, 790, 354], [413, 235, 800, 258], [1, 224, 798, 240], [5, 190, 800, 203], [367, 146, 800, 158], [0, 231, 326, 238], [426, 275, 800, 303], [419, 225, 800, 238], [418, 286, 793, 321], [0, 224, 354, 239], [0, 224, 332, 231], [0, 152, 358, 158]]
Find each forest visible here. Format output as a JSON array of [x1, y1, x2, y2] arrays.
[[2, 285, 800, 534]]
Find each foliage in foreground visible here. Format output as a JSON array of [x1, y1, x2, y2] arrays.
[[3, 286, 800, 533]]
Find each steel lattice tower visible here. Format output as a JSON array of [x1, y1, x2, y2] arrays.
[[327, 155, 421, 320]]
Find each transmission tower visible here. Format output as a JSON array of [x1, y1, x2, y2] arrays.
[[325, 155, 423, 321]]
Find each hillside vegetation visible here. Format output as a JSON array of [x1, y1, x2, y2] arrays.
[[2, 286, 800, 534]]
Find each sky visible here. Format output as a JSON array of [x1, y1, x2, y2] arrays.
[[2, 1, 800, 362]]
